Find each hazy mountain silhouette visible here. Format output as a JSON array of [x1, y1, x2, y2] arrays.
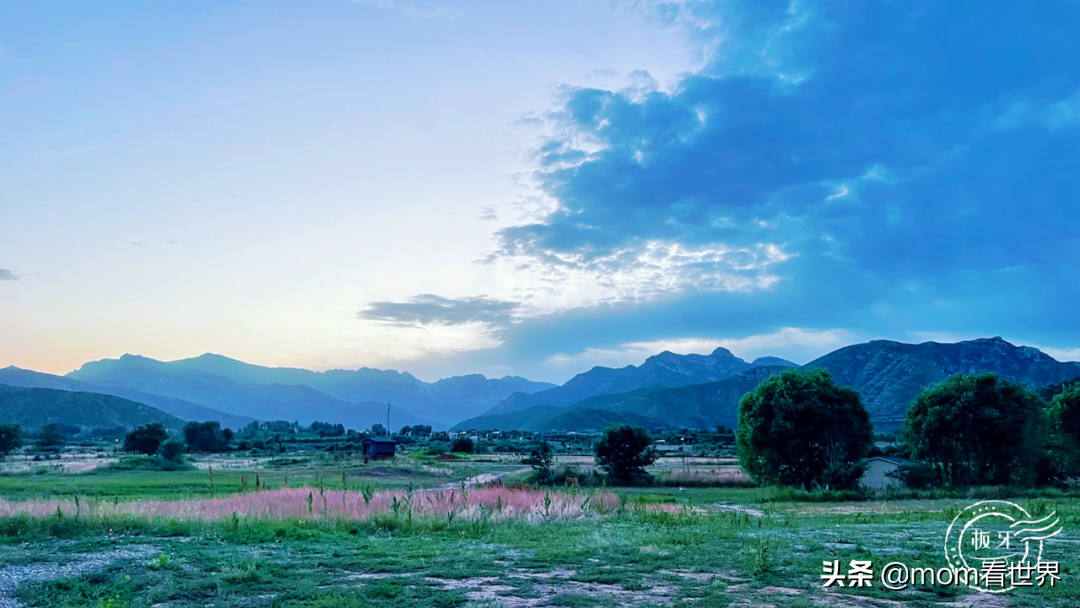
[[102, 353, 554, 424], [66, 355, 429, 431]]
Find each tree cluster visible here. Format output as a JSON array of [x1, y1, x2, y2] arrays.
[[901, 374, 1080, 487]]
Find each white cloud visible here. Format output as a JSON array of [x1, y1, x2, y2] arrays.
[[1035, 345, 1080, 363]]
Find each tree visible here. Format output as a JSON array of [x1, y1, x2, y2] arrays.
[[528, 439, 555, 484], [901, 373, 1044, 487], [158, 438, 186, 464], [736, 368, 873, 490], [370, 423, 386, 437], [1048, 380, 1080, 476], [451, 437, 474, 453], [0, 424, 22, 459], [38, 423, 66, 451], [183, 421, 228, 452], [595, 424, 657, 485], [124, 423, 168, 455]]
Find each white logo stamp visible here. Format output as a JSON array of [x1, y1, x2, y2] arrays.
[[944, 500, 1062, 592]]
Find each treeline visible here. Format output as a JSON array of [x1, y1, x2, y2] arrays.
[[734, 368, 1080, 491]]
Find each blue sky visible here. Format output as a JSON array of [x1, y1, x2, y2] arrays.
[[1, 1, 1077, 382]]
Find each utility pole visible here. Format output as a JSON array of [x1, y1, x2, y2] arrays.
[[386, 403, 391, 437]]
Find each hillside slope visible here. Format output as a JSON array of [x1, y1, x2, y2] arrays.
[[0, 366, 253, 429], [0, 385, 186, 431], [805, 337, 1080, 428]]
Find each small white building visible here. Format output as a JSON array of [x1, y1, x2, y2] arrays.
[[860, 456, 908, 489]]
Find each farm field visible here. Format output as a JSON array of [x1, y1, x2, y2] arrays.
[[1, 454, 1078, 607]]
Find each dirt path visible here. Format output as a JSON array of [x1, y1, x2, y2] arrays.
[[0, 546, 156, 608], [441, 467, 532, 490]]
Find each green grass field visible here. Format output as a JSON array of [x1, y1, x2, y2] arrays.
[[2, 454, 1077, 607]]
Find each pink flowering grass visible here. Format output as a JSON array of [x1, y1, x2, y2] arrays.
[[0, 486, 636, 524]]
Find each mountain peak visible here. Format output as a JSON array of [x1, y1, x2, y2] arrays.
[[709, 346, 737, 358]]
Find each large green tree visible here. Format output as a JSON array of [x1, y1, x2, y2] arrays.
[[594, 424, 657, 485], [901, 373, 1044, 487], [124, 423, 169, 455], [1047, 380, 1080, 476], [183, 421, 228, 453], [0, 424, 21, 459], [736, 368, 873, 490]]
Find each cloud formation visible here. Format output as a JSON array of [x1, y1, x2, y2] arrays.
[[0, 269, 17, 281], [482, 0, 1078, 347], [359, 294, 519, 328], [359, 1, 1079, 378]]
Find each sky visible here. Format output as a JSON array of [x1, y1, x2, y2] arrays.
[[1, 1, 1077, 383]]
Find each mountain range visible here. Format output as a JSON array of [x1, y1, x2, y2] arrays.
[[65, 354, 553, 427], [453, 337, 1080, 433], [1, 337, 1076, 435], [487, 348, 797, 414]]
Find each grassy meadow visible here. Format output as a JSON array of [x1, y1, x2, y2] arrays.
[[1, 451, 1078, 607]]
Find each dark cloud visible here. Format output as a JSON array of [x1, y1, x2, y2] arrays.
[[359, 294, 519, 328], [489, 0, 1079, 342], [0, 269, 17, 281]]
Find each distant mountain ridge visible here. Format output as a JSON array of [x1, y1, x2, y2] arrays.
[[487, 348, 797, 414], [64, 354, 554, 427], [135, 353, 553, 423], [455, 338, 1080, 433], [453, 365, 791, 432], [0, 384, 186, 431], [66, 355, 433, 430], [0, 366, 253, 429], [804, 336, 1080, 428]]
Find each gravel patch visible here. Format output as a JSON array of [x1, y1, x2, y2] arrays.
[[0, 545, 157, 608]]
